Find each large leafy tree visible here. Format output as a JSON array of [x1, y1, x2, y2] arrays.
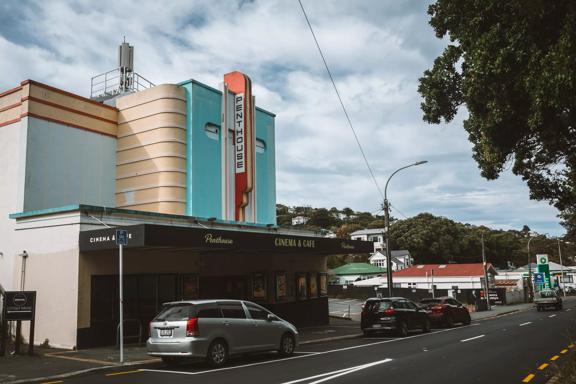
[[418, 0, 576, 228]]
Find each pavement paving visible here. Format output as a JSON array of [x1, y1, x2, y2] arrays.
[[0, 299, 571, 384]]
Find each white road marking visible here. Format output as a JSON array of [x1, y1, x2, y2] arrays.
[[566, 309, 571, 312], [280, 359, 393, 384], [460, 335, 485, 342], [140, 324, 479, 377], [519, 322, 532, 327], [549, 314, 557, 318]]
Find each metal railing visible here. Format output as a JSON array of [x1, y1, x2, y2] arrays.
[[116, 318, 143, 348], [91, 69, 154, 102]]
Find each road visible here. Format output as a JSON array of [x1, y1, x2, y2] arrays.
[[64, 302, 576, 384]]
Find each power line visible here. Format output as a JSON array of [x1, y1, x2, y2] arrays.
[[297, 0, 384, 201], [390, 204, 409, 219]]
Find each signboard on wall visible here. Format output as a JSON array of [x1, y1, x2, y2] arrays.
[[223, 71, 256, 222]]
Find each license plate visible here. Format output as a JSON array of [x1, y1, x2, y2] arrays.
[[372, 324, 382, 328], [159, 329, 172, 337]]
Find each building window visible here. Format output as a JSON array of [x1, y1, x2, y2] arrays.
[[204, 123, 220, 140], [256, 139, 266, 153]]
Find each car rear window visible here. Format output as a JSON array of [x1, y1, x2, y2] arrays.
[[220, 302, 247, 319], [197, 306, 222, 318], [540, 291, 556, 298], [363, 300, 392, 312], [154, 304, 195, 321]]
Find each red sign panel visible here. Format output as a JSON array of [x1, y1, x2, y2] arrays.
[[224, 71, 255, 221]]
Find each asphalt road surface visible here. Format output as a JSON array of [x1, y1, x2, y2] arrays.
[[64, 302, 576, 384]]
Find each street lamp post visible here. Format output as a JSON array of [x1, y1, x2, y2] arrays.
[[527, 235, 535, 302], [481, 232, 491, 311], [384, 160, 428, 297]]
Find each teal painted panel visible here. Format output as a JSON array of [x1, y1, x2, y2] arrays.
[[180, 79, 276, 224], [24, 117, 116, 211], [183, 81, 222, 219], [255, 110, 276, 225]]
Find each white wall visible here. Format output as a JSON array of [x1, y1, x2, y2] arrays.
[[0, 119, 27, 292]]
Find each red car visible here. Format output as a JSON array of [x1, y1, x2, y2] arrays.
[[419, 297, 471, 327]]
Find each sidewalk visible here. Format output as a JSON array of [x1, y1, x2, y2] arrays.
[[0, 317, 363, 384]]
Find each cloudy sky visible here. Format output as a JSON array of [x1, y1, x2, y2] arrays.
[[0, 0, 564, 235]]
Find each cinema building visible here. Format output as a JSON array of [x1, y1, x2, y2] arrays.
[[0, 43, 371, 349]]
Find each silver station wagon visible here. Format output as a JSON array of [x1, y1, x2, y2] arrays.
[[147, 299, 299, 367]]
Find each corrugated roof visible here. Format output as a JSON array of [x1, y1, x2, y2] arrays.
[[330, 263, 386, 275], [350, 228, 386, 236], [393, 263, 495, 277]]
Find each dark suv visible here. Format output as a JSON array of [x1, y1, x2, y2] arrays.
[[360, 297, 431, 337], [419, 297, 471, 327]]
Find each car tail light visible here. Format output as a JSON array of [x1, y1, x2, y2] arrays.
[[383, 308, 396, 315], [186, 317, 199, 337], [431, 305, 446, 312]]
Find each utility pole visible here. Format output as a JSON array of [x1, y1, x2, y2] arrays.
[[527, 235, 535, 302], [481, 232, 491, 311], [558, 239, 567, 299]]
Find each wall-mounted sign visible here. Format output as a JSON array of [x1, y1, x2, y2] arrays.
[[223, 71, 255, 222], [80, 224, 374, 254], [80, 225, 145, 251]]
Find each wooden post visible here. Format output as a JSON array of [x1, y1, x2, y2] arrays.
[[28, 316, 35, 355], [15, 320, 21, 354]]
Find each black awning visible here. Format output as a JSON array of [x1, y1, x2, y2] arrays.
[[79, 224, 373, 255]]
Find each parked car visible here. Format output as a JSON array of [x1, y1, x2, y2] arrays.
[[534, 289, 563, 311], [419, 297, 471, 327], [147, 299, 299, 367], [360, 297, 431, 337]]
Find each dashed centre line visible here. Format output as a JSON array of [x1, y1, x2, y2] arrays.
[[538, 363, 548, 370], [561, 349, 569, 354], [522, 373, 535, 382], [550, 355, 560, 361], [519, 322, 532, 327], [460, 335, 485, 343]]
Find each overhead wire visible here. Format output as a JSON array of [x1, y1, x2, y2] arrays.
[[297, 0, 384, 202]]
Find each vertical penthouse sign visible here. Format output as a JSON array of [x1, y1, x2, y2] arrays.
[[224, 71, 255, 221]]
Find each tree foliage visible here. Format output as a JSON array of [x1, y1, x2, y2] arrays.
[[419, 0, 576, 230]]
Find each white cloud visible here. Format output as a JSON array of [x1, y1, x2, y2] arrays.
[[0, 0, 565, 235]]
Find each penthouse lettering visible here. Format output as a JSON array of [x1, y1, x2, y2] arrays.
[[234, 94, 245, 173]]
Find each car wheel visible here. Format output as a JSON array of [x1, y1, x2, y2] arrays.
[[206, 339, 228, 367], [462, 313, 471, 325], [445, 315, 454, 328], [422, 318, 431, 333], [398, 321, 408, 337], [363, 329, 372, 337], [161, 357, 181, 367], [278, 333, 296, 356], [536, 306, 541, 312]]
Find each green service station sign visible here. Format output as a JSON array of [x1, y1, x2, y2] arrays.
[[536, 254, 551, 290]]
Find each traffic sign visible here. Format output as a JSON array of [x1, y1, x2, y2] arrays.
[[534, 273, 545, 285], [116, 229, 128, 246], [537, 254, 549, 265]]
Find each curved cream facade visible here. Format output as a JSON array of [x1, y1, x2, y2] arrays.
[[115, 84, 187, 215]]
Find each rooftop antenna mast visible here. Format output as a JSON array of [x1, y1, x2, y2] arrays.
[[90, 39, 154, 102]]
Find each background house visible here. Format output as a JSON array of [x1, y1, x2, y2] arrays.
[[329, 263, 385, 285], [368, 250, 412, 271]]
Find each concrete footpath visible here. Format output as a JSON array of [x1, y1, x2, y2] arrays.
[[0, 299, 565, 384]]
